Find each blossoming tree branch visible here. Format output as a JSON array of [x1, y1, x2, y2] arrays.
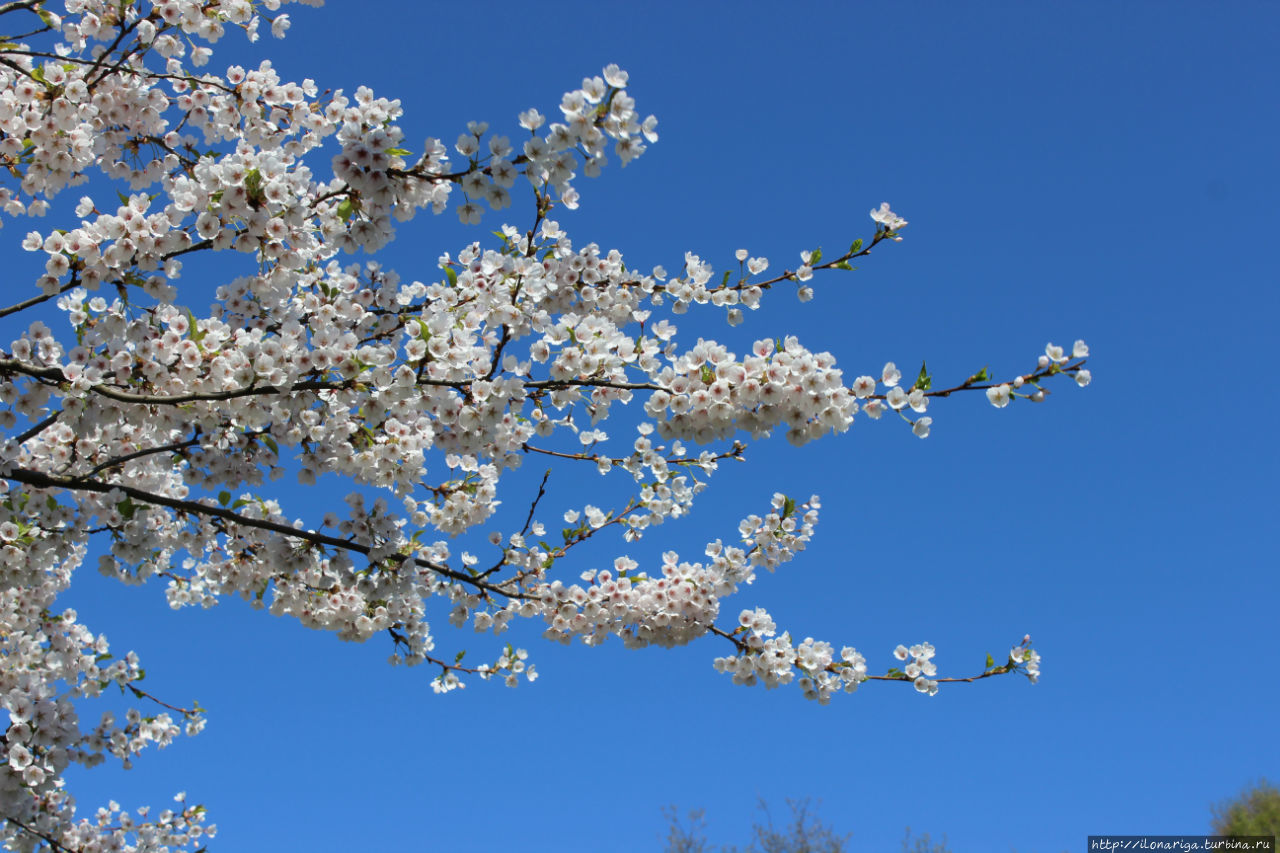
[[0, 0, 1089, 849]]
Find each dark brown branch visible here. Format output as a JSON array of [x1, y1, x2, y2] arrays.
[[0, 0, 45, 15], [0, 358, 662, 407], [523, 378, 662, 391], [1, 45, 237, 94], [708, 625, 1027, 688], [73, 432, 204, 482], [126, 684, 201, 719], [0, 232, 221, 322], [83, 15, 147, 90], [2, 22, 52, 41], [521, 469, 551, 536], [14, 411, 60, 444], [4, 466, 523, 599], [863, 669, 1012, 685], [905, 357, 1088, 401], [0, 281, 80, 319], [3, 815, 78, 853]]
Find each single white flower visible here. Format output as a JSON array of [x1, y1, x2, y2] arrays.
[[870, 202, 907, 230], [518, 109, 545, 131], [602, 63, 629, 88]]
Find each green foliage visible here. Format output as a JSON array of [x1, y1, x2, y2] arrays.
[[1211, 778, 1280, 837], [913, 361, 931, 391]]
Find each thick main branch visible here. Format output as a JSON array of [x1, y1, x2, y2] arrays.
[[4, 466, 523, 599]]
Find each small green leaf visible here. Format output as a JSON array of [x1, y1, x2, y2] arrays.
[[965, 366, 990, 385], [386, 147, 411, 157], [781, 495, 796, 518], [834, 261, 854, 271], [848, 238, 863, 255], [243, 168, 263, 205], [808, 247, 822, 265], [454, 650, 466, 664], [186, 309, 206, 344], [913, 361, 932, 391], [217, 491, 230, 506], [700, 365, 715, 384], [720, 270, 731, 287], [985, 653, 995, 669], [444, 266, 458, 287], [262, 435, 278, 455], [335, 198, 354, 220]]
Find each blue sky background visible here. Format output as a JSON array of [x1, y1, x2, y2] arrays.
[[41, 1, 1279, 851]]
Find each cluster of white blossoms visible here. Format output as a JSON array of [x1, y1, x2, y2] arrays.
[[539, 493, 818, 650], [894, 642, 940, 695], [985, 340, 1091, 408], [0, 1, 1085, 850]]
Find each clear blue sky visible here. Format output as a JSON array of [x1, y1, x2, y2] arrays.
[[51, 2, 1278, 851]]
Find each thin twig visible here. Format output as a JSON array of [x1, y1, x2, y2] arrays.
[[521, 470, 551, 536]]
